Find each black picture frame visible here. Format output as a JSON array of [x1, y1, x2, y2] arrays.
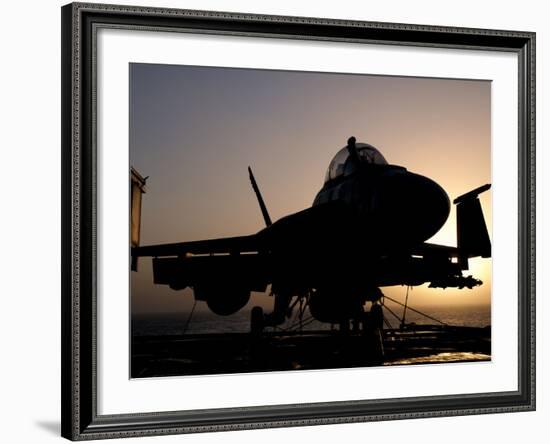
[[61, 2, 536, 440]]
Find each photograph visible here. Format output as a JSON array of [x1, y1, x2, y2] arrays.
[[129, 63, 493, 378], [58, 1, 536, 440]]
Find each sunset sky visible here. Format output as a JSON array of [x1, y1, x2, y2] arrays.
[[130, 63, 491, 317]]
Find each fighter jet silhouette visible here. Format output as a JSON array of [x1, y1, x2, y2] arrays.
[[132, 137, 491, 336]]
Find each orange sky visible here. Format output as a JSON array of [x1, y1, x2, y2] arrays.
[[130, 63, 491, 316]]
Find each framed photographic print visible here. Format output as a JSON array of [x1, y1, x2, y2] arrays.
[[61, 2, 535, 440]]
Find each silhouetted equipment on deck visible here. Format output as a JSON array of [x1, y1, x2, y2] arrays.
[[131, 137, 491, 352], [130, 167, 147, 271]]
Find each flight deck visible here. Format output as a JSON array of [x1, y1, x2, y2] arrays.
[[131, 325, 490, 378]]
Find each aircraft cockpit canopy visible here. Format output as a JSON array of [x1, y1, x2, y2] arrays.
[[324, 143, 388, 183]]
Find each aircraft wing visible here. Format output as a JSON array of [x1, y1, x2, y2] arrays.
[[131, 234, 271, 300], [412, 239, 488, 279], [132, 234, 260, 259], [412, 242, 461, 258]]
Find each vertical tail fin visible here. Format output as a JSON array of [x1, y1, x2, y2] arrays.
[[248, 166, 272, 227], [453, 184, 491, 269]]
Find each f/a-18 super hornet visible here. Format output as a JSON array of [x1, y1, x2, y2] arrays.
[[131, 137, 491, 336]]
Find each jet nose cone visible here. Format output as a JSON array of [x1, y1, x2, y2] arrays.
[[411, 174, 451, 236], [374, 170, 450, 245]]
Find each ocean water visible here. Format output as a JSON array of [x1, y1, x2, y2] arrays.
[[132, 304, 491, 337]]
